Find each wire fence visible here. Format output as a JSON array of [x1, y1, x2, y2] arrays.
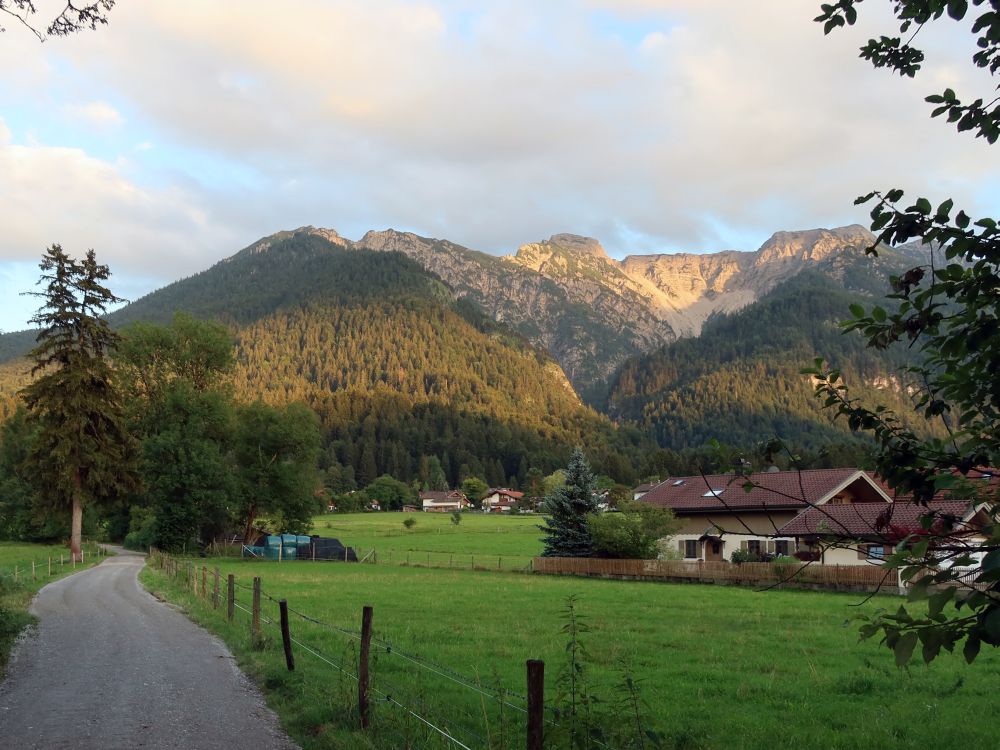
[[148, 549, 580, 750], [0, 541, 107, 587]]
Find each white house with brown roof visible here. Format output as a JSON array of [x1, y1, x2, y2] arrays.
[[638, 468, 892, 563], [419, 490, 471, 512], [482, 488, 523, 513]]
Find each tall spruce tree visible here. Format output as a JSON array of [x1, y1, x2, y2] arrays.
[[540, 447, 598, 557], [20, 246, 136, 561]]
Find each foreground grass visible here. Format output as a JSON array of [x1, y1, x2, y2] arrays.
[[309, 511, 544, 568], [143, 556, 1000, 750], [0, 541, 105, 674]]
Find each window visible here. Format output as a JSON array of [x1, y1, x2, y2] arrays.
[[702, 489, 724, 497], [747, 539, 762, 555], [867, 545, 885, 560], [775, 540, 790, 556], [684, 540, 698, 559]]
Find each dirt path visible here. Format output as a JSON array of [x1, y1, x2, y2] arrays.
[[0, 549, 298, 749]]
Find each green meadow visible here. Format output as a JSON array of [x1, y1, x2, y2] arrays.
[[309, 511, 544, 568], [142, 553, 1000, 750]]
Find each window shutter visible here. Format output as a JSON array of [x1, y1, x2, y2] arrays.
[[857, 545, 868, 560], [740, 540, 748, 551], [678, 540, 685, 554], [766, 540, 776, 554]]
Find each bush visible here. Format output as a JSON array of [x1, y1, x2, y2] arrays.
[[402, 517, 416, 530], [587, 501, 680, 559], [730, 548, 760, 564]]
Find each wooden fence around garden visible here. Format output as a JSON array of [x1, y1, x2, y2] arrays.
[[532, 556, 900, 593]]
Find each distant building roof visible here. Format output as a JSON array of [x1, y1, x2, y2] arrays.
[[485, 488, 524, 500], [638, 469, 888, 512], [419, 490, 468, 502]]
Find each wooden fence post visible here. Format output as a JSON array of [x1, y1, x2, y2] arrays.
[[227, 575, 235, 622], [252, 577, 262, 643], [213, 567, 220, 609], [32, 560, 36, 582], [48, 557, 52, 576], [359, 605, 374, 729], [279, 600, 294, 671], [201, 566, 208, 599], [60, 554, 64, 567], [527, 659, 545, 750]]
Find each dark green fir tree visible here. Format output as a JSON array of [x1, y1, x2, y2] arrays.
[[540, 447, 598, 557]]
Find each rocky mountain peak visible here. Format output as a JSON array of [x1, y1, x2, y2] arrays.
[[754, 226, 874, 265], [546, 233, 608, 258], [357, 228, 431, 254]]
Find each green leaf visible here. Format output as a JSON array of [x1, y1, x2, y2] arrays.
[[981, 549, 1000, 574], [894, 631, 918, 666], [927, 587, 956, 618], [964, 633, 981, 664], [849, 303, 866, 318], [983, 607, 1000, 642], [915, 197, 932, 214]]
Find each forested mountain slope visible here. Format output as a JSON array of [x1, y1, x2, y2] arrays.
[[74, 231, 652, 485], [606, 246, 934, 455]]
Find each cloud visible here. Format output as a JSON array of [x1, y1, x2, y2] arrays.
[[0, 0, 995, 283], [0, 119, 240, 279], [65, 101, 123, 128]]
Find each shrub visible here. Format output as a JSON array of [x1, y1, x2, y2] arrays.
[[730, 548, 760, 564], [402, 517, 416, 530]]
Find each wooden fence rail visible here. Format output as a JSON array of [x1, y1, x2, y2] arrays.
[[532, 556, 899, 592]]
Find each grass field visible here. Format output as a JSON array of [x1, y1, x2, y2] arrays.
[[309, 511, 544, 568], [0, 541, 105, 674], [143, 554, 1000, 750]]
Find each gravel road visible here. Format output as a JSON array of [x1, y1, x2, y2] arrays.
[[0, 549, 298, 749]]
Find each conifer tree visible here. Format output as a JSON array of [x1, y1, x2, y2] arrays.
[[540, 447, 598, 557], [20, 246, 136, 561]]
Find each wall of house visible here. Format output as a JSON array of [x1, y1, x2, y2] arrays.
[[676, 511, 799, 536], [822, 545, 875, 566]]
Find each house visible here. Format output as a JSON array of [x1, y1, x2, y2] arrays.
[[776, 499, 972, 565], [419, 490, 471, 512], [482, 488, 524, 513], [631, 481, 663, 501], [402, 504, 420, 512], [637, 468, 892, 563]]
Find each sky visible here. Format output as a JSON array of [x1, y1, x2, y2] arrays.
[[0, 0, 996, 331]]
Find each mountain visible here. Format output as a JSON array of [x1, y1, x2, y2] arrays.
[[351, 224, 885, 404], [0, 223, 896, 408], [605, 243, 935, 454], [25, 230, 652, 485]]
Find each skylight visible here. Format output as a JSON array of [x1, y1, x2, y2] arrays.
[[672, 479, 685, 486], [702, 489, 724, 497]]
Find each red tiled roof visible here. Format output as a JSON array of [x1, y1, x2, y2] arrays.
[[638, 468, 886, 512], [778, 501, 969, 537]]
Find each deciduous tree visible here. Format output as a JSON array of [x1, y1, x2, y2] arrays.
[[804, 0, 1000, 663]]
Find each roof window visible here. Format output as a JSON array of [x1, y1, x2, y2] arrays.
[[702, 489, 725, 497]]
